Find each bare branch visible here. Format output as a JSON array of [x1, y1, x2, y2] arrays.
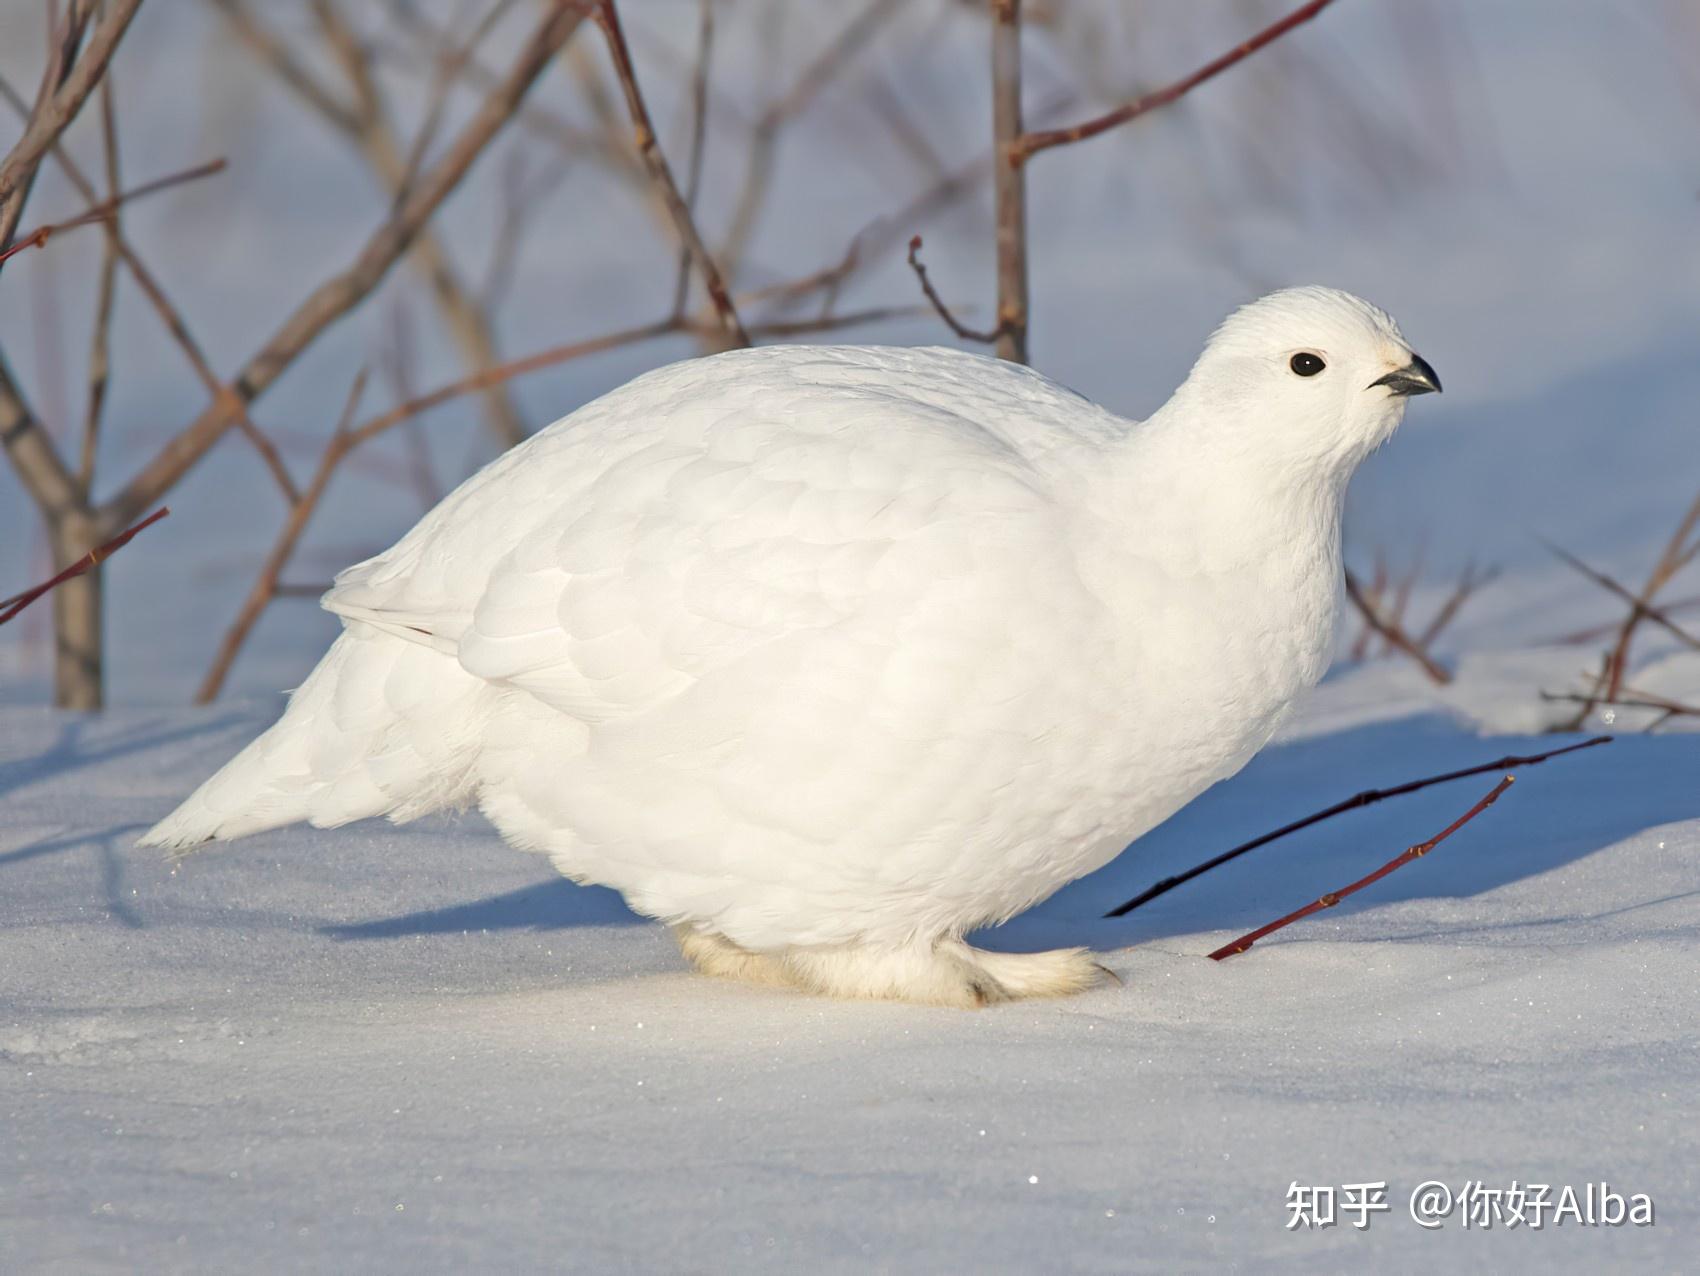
[[1541, 538, 1700, 653], [205, 0, 363, 134], [720, 0, 902, 280], [0, 349, 81, 521], [1015, 0, 1337, 161], [990, 0, 1028, 363], [1208, 775, 1515, 962], [1343, 567, 1452, 684], [1562, 489, 1700, 724], [590, 0, 748, 347], [0, 507, 168, 626], [196, 377, 369, 704], [101, 0, 589, 532], [0, 157, 229, 267], [218, 0, 529, 450], [195, 298, 917, 698], [906, 235, 1000, 344], [1541, 688, 1700, 730], [0, 105, 302, 508], [671, 0, 714, 318], [1552, 593, 1700, 646], [1416, 560, 1498, 648], [0, 0, 143, 222], [1104, 735, 1611, 918], [77, 71, 122, 497]]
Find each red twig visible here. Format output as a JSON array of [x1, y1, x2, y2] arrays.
[[0, 157, 226, 266], [1343, 566, 1452, 684], [1541, 538, 1700, 653], [1014, 0, 1337, 161], [1103, 735, 1611, 917], [0, 507, 168, 626], [906, 235, 1000, 344], [1208, 775, 1515, 962]]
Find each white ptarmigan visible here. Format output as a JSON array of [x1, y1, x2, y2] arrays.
[[143, 286, 1439, 1007]]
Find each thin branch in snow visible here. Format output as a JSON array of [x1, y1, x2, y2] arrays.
[[1541, 538, 1700, 654], [1540, 689, 1700, 733], [1103, 735, 1611, 918], [1344, 567, 1452, 684], [1560, 489, 1700, 725], [1208, 775, 1515, 961]]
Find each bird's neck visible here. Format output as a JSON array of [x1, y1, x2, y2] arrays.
[[1090, 399, 1351, 583], [1069, 403, 1349, 734]]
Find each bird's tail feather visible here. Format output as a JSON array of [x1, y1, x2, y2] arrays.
[[139, 626, 489, 855]]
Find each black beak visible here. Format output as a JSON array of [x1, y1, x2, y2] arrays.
[[1369, 353, 1441, 396]]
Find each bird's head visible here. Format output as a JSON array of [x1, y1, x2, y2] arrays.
[[1173, 286, 1438, 478]]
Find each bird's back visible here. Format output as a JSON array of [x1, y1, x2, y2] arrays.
[[324, 344, 1126, 656]]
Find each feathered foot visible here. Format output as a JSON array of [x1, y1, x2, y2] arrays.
[[674, 929, 1117, 1008]]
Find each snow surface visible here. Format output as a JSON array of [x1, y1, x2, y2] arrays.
[[4, 1, 1700, 1269], [4, 675, 1697, 1270]]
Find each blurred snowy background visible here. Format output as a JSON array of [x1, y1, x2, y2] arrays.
[[2, 0, 1698, 707]]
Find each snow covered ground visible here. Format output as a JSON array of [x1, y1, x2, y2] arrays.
[[4, 1, 1700, 1270], [3, 672, 1697, 1270]]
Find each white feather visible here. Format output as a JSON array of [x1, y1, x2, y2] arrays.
[[142, 287, 1432, 1004]]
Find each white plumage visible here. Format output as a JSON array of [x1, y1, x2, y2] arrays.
[[143, 286, 1438, 1006]]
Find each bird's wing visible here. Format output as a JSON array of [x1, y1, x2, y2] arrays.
[[324, 354, 1066, 727]]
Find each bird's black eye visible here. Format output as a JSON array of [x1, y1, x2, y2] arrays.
[[1289, 352, 1326, 377]]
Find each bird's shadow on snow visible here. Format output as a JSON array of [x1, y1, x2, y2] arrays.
[[977, 712, 1700, 955], [322, 880, 642, 940], [292, 711, 1696, 952], [0, 711, 249, 805]]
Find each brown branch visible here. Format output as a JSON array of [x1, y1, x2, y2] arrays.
[[381, 0, 521, 205], [1343, 567, 1452, 684], [100, 0, 588, 534], [590, 0, 748, 347], [379, 295, 442, 510], [1542, 538, 1700, 654], [1552, 593, 1700, 646], [205, 0, 362, 133], [906, 235, 1000, 344], [1014, 0, 1337, 161], [1416, 560, 1498, 648], [719, 0, 903, 281], [0, 0, 143, 220], [0, 507, 168, 626], [195, 298, 916, 699], [379, 0, 619, 168], [0, 157, 229, 267], [1564, 489, 1700, 724], [77, 71, 121, 498], [196, 377, 368, 704], [1208, 775, 1515, 961], [216, 0, 529, 451], [990, 0, 1028, 363], [1103, 735, 1612, 918], [0, 101, 301, 508], [1540, 689, 1700, 730], [1348, 550, 1389, 660], [740, 306, 930, 338], [671, 0, 714, 319], [0, 348, 81, 522], [1347, 551, 1494, 660]]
